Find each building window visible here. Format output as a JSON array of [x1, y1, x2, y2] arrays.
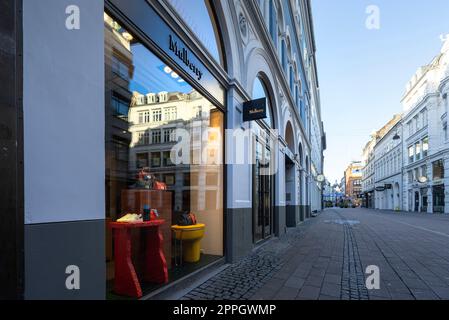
[[105, 12, 224, 299], [164, 174, 175, 186], [269, 0, 277, 45], [415, 141, 421, 161], [421, 165, 427, 180], [136, 153, 148, 168], [433, 159, 444, 181], [163, 128, 176, 143], [152, 109, 162, 122], [111, 54, 130, 80], [136, 131, 149, 145], [422, 136, 429, 157], [152, 130, 161, 144], [408, 146, 414, 164], [166, 0, 224, 65], [162, 151, 174, 167], [164, 107, 177, 121], [111, 95, 129, 117], [408, 171, 413, 183]]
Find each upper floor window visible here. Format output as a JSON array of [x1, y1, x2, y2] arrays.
[[422, 136, 429, 157], [408, 145, 414, 164], [268, 0, 277, 45], [152, 109, 162, 122], [415, 141, 421, 161], [253, 76, 274, 128], [167, 0, 224, 66]]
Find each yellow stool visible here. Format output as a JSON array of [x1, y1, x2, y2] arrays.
[[171, 224, 205, 263]]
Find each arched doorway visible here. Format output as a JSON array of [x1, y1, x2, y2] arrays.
[[393, 182, 400, 210], [252, 76, 275, 243], [284, 121, 296, 227], [298, 143, 304, 221], [305, 156, 310, 218]]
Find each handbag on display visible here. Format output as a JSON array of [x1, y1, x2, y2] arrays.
[[153, 181, 167, 190], [177, 212, 197, 226]]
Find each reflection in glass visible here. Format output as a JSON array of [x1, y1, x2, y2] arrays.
[[104, 12, 223, 298], [166, 0, 223, 65]]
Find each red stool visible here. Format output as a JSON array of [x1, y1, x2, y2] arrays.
[[109, 220, 168, 298]]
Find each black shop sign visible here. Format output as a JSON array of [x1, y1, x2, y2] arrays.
[[243, 98, 267, 122]]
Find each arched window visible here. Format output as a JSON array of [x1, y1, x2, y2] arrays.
[[268, 1, 277, 45], [253, 76, 274, 128], [289, 66, 294, 93], [167, 0, 224, 66]]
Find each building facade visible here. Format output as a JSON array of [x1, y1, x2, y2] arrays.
[[360, 37, 449, 215], [0, 0, 325, 299], [361, 135, 376, 208], [373, 117, 402, 211], [402, 37, 449, 214], [343, 161, 363, 206]]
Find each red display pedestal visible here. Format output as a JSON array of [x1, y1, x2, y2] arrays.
[[121, 189, 172, 269], [109, 220, 168, 298]]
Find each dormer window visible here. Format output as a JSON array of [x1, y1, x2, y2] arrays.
[[146, 93, 156, 104], [158, 92, 168, 103]]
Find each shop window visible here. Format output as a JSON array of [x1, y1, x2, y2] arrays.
[[105, 12, 223, 299], [433, 159, 444, 181]]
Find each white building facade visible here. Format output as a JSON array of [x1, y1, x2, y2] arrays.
[[402, 38, 449, 214], [361, 136, 376, 208], [2, 0, 326, 299], [373, 120, 403, 211]]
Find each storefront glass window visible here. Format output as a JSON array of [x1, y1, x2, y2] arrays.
[[166, 0, 224, 66], [105, 12, 224, 298], [433, 159, 444, 181]]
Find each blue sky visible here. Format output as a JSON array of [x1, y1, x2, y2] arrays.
[[311, 0, 449, 183]]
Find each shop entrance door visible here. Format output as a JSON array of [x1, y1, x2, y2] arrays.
[[414, 192, 420, 212], [253, 138, 274, 243], [433, 185, 445, 213]]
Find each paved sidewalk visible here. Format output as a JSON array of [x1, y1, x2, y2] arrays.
[[181, 208, 449, 300]]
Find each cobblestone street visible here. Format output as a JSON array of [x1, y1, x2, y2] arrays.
[[182, 208, 449, 300]]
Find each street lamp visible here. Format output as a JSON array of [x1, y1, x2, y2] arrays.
[[393, 132, 400, 140]]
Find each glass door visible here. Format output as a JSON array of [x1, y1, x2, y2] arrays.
[[253, 138, 273, 243]]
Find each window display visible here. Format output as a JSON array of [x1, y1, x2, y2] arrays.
[[104, 12, 224, 299]]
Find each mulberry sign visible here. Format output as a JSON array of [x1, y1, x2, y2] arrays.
[[243, 98, 267, 122], [108, 0, 225, 105], [169, 35, 203, 81]]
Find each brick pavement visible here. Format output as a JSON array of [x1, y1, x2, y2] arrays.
[[181, 208, 449, 300]]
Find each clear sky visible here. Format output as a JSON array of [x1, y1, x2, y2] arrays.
[[311, 0, 449, 184]]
